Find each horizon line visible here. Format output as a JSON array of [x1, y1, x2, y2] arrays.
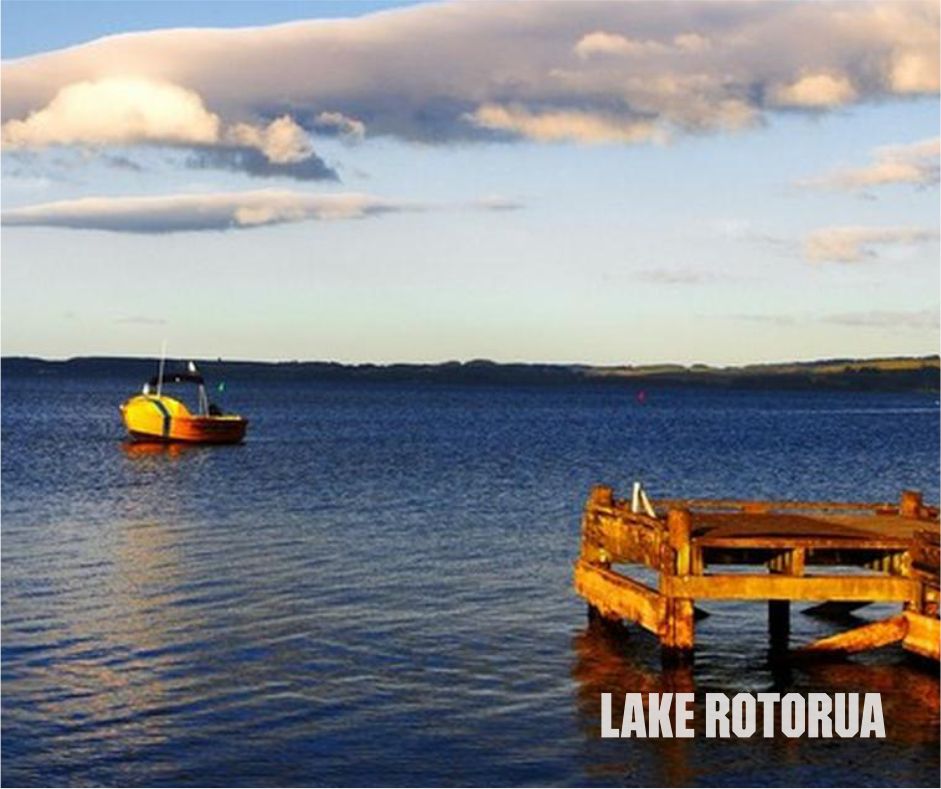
[[3, 352, 939, 370]]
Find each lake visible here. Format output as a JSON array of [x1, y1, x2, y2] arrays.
[[2, 373, 938, 786]]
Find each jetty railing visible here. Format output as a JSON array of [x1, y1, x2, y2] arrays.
[[574, 485, 940, 663]]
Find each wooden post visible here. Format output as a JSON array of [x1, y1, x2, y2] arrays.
[[662, 508, 694, 663], [769, 600, 790, 653], [581, 486, 613, 568], [900, 490, 923, 519], [590, 485, 614, 508], [768, 548, 801, 653]]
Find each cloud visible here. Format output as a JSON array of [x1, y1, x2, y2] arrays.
[[799, 138, 940, 191], [821, 309, 939, 330], [574, 30, 710, 59], [102, 153, 145, 172], [574, 31, 670, 58], [1, 1, 937, 152], [186, 146, 337, 181], [313, 111, 366, 141], [890, 50, 938, 93], [1, 77, 221, 148], [1, 77, 333, 180], [470, 195, 524, 212], [804, 225, 938, 262], [225, 115, 312, 163], [636, 269, 716, 284], [0, 190, 417, 233], [731, 309, 939, 330], [467, 104, 665, 145], [731, 314, 798, 327], [769, 72, 857, 108], [116, 315, 168, 326]]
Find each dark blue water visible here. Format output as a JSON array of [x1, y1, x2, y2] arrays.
[[2, 374, 939, 786]]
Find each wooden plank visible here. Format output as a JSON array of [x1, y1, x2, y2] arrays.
[[573, 560, 665, 635], [796, 615, 908, 655], [653, 498, 896, 514], [582, 513, 663, 569], [903, 611, 941, 661], [662, 573, 916, 602], [587, 506, 663, 531], [694, 536, 912, 551], [912, 528, 941, 577]]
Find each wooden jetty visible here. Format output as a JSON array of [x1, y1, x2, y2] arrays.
[[573, 485, 940, 663]]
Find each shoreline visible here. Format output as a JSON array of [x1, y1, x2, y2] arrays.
[[3, 354, 939, 393]]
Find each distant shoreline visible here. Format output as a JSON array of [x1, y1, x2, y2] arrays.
[[3, 355, 938, 393]]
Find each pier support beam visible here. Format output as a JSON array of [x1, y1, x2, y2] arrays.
[[662, 509, 695, 664], [796, 615, 908, 657], [769, 600, 790, 653], [767, 547, 801, 653]]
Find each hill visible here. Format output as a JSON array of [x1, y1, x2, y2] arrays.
[[3, 355, 938, 392]]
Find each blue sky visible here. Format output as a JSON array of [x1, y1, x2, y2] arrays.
[[1, 0, 938, 364]]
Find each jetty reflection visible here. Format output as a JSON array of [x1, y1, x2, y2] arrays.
[[571, 614, 939, 786], [571, 617, 695, 786], [798, 658, 940, 743]]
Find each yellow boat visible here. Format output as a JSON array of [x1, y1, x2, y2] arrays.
[[120, 361, 248, 444]]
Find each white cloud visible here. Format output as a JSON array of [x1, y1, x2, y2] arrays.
[[0, 77, 331, 179], [804, 225, 938, 262], [799, 138, 940, 191], [0, 188, 520, 233], [226, 115, 313, 163], [1, 78, 221, 148], [574, 31, 669, 58], [770, 73, 857, 108], [1, 1, 936, 153], [468, 104, 665, 145], [574, 30, 710, 59], [0, 190, 416, 233]]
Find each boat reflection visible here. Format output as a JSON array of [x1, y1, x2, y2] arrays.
[[120, 440, 201, 460]]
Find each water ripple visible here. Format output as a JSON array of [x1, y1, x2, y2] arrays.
[[2, 377, 938, 786]]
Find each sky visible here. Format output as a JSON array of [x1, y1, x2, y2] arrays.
[[1, 0, 938, 365]]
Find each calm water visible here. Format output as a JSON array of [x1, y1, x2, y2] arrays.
[[2, 374, 939, 787]]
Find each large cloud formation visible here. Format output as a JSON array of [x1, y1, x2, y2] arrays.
[[1, 0, 937, 170], [0, 190, 415, 233], [1, 77, 337, 180]]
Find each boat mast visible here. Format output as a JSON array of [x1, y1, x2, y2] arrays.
[[189, 360, 209, 415], [156, 339, 167, 397]]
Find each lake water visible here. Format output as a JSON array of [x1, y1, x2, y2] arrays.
[[2, 373, 939, 786]]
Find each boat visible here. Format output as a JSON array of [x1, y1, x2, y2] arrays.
[[120, 360, 248, 444]]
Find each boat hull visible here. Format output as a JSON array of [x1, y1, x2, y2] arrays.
[[121, 395, 248, 444]]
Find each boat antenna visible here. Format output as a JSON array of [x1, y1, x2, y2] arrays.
[[156, 339, 167, 397]]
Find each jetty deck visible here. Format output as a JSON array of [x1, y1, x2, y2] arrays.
[[573, 486, 940, 663]]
